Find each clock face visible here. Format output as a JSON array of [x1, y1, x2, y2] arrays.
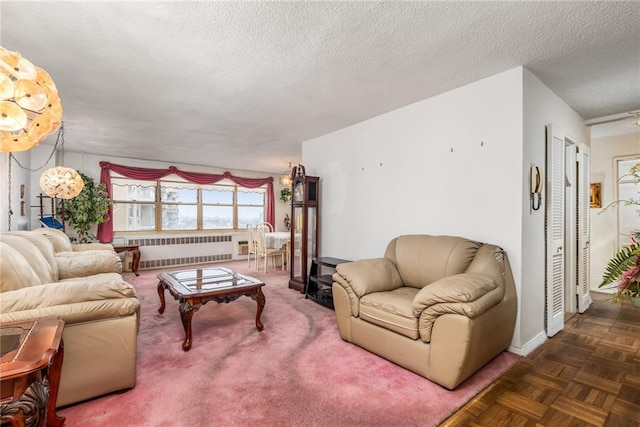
[[293, 182, 304, 202]]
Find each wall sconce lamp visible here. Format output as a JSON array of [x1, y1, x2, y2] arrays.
[[279, 162, 293, 187]]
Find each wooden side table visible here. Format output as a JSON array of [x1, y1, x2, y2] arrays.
[[113, 245, 141, 276], [0, 317, 65, 427]]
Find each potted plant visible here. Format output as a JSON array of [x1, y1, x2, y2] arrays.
[[60, 172, 113, 243], [280, 187, 291, 203], [598, 162, 640, 306]]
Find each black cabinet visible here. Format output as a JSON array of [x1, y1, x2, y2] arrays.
[[306, 257, 351, 309]]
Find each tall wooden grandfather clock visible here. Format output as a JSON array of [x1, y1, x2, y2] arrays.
[[288, 164, 319, 293]]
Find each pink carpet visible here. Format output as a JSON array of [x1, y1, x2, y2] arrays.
[[58, 260, 520, 426]]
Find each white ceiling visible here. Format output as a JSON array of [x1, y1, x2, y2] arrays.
[[590, 115, 640, 139], [2, 1, 639, 174]]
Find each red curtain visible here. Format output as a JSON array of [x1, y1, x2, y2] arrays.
[[97, 161, 275, 243]]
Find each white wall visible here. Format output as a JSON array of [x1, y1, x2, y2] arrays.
[[1, 151, 33, 233], [303, 67, 525, 344], [9, 148, 288, 266], [303, 67, 588, 354], [590, 133, 640, 288], [23, 150, 290, 233], [521, 69, 589, 353]]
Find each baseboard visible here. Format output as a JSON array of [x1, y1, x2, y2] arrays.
[[507, 331, 547, 356]]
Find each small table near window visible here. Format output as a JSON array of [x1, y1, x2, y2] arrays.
[[113, 244, 141, 276], [263, 232, 291, 249], [0, 317, 65, 427]]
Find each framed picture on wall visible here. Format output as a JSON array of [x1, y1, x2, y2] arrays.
[[590, 183, 602, 208]]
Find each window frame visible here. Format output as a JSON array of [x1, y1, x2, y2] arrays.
[[110, 173, 267, 234]]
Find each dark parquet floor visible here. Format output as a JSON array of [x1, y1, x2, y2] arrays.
[[441, 292, 640, 426]]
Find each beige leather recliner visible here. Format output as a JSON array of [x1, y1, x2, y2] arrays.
[[332, 234, 517, 389], [0, 230, 139, 407]]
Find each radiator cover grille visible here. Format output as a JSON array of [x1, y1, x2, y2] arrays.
[[126, 235, 232, 247], [120, 235, 234, 271], [140, 253, 232, 270]]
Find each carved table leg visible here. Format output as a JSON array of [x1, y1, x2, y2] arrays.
[[252, 287, 266, 332], [179, 301, 200, 351], [131, 248, 141, 276], [157, 281, 166, 314], [0, 379, 48, 427], [46, 340, 65, 427]]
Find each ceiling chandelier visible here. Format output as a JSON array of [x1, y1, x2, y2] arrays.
[[279, 162, 293, 187], [39, 123, 84, 199], [0, 45, 63, 152]]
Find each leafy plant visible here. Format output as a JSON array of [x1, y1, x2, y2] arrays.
[[280, 187, 291, 203], [598, 231, 640, 304], [60, 172, 113, 243]]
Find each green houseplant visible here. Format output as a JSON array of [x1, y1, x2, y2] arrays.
[[60, 172, 113, 243], [598, 162, 640, 306], [599, 231, 640, 306], [280, 187, 291, 203]]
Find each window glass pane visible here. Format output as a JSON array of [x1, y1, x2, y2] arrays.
[[203, 186, 233, 204], [203, 206, 234, 229], [112, 178, 156, 202], [113, 203, 156, 231], [238, 206, 264, 228], [162, 204, 197, 230], [161, 182, 198, 203], [110, 175, 268, 233], [238, 189, 265, 205]]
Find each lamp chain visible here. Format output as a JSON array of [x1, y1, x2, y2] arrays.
[[7, 122, 65, 231], [7, 153, 12, 231], [10, 122, 64, 173]]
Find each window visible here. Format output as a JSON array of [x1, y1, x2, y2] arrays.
[[161, 181, 198, 231], [237, 188, 266, 229], [112, 177, 156, 232], [111, 174, 266, 232]]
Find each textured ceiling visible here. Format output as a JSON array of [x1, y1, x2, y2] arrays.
[[2, 1, 639, 174]]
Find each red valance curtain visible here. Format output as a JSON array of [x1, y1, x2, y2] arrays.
[[96, 161, 275, 243]]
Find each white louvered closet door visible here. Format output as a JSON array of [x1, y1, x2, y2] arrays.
[[546, 125, 565, 337], [577, 146, 593, 313]]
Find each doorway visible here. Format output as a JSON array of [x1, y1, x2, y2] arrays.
[[546, 125, 591, 337]]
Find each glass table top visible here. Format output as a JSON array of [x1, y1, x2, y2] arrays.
[[162, 267, 263, 294]]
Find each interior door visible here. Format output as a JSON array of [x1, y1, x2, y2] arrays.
[[577, 146, 592, 313], [546, 124, 565, 337]]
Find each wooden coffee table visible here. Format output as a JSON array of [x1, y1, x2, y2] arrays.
[[157, 267, 265, 351]]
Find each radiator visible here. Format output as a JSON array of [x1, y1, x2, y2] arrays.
[[119, 234, 236, 271]]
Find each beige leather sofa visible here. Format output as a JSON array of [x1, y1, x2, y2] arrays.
[[0, 229, 140, 407], [332, 234, 517, 389]]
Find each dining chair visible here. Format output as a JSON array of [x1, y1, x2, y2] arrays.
[[255, 223, 285, 273], [246, 224, 258, 268], [258, 222, 274, 232]]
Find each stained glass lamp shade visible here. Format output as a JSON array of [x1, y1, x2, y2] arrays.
[[0, 46, 62, 152]]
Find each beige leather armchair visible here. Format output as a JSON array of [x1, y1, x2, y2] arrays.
[[332, 235, 517, 389], [0, 231, 139, 407]]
